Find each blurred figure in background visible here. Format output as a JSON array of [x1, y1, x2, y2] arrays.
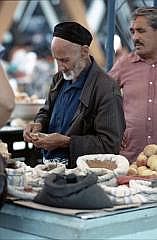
[[108, 7, 157, 163], [6, 33, 53, 99], [0, 45, 15, 128], [27, 43, 54, 99]]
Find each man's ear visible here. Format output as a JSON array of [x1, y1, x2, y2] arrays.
[[81, 45, 89, 57]]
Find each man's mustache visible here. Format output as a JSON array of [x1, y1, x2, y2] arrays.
[[134, 40, 144, 46]]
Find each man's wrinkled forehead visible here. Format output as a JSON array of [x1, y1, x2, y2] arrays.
[[51, 37, 80, 58], [51, 37, 80, 49], [129, 16, 149, 31]]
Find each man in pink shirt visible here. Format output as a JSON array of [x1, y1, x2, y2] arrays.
[[109, 7, 157, 163]]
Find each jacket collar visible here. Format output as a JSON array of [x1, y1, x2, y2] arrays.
[[50, 72, 63, 92], [79, 56, 99, 107]]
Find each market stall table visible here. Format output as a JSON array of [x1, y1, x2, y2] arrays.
[[0, 201, 157, 239]]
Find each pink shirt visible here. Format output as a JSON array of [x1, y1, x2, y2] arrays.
[[108, 52, 157, 163]]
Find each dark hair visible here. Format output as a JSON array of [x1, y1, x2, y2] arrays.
[[132, 7, 157, 30]]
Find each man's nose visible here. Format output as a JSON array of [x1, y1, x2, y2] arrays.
[[132, 31, 139, 42], [58, 61, 66, 72]]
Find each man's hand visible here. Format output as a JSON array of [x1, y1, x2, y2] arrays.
[[23, 122, 42, 143], [32, 133, 71, 151]]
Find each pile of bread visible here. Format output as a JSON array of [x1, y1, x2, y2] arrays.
[[15, 91, 39, 103], [128, 144, 157, 176], [0, 139, 11, 160]]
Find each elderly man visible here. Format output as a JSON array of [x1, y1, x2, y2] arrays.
[[23, 21, 125, 168], [108, 7, 157, 163]]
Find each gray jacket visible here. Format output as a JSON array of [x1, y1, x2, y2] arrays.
[[35, 58, 125, 167]]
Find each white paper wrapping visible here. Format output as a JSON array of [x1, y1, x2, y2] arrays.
[[76, 154, 129, 183]]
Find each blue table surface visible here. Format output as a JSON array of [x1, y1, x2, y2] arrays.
[[1, 202, 157, 239]]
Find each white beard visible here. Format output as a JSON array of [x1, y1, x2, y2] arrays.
[[63, 71, 75, 80]]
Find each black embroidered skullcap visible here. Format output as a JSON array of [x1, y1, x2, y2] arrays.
[[53, 21, 93, 46]]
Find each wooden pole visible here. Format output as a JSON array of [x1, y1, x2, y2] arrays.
[[61, 0, 106, 67], [0, 0, 19, 41]]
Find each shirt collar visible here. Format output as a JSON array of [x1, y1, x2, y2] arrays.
[[129, 51, 157, 64]]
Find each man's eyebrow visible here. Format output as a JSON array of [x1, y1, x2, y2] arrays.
[[130, 27, 145, 32]]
